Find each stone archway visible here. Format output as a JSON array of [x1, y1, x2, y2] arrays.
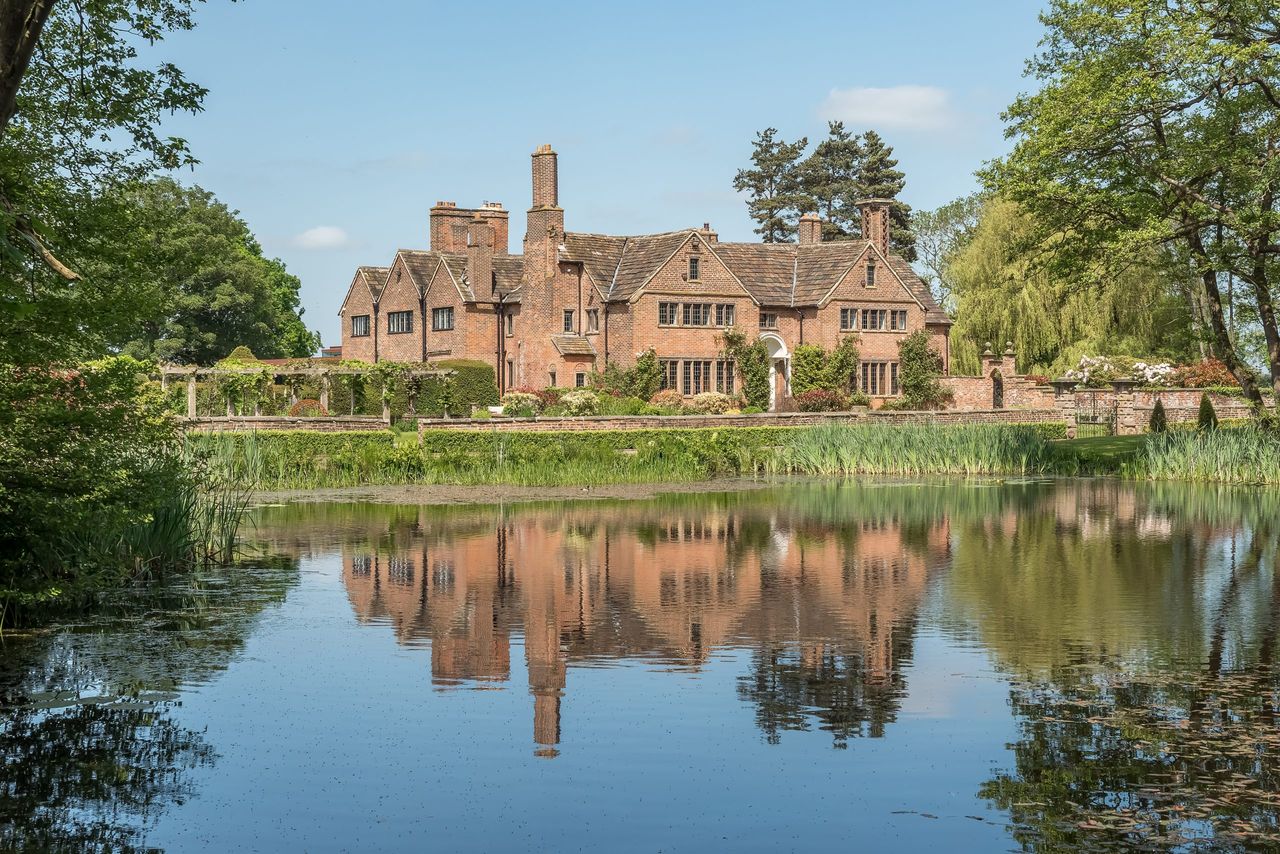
[[760, 333, 789, 411], [991, 369, 1005, 409]]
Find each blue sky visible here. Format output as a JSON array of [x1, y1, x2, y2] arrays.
[[156, 0, 1048, 346]]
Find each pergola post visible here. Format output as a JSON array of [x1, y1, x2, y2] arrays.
[[186, 373, 197, 418], [320, 373, 331, 413]]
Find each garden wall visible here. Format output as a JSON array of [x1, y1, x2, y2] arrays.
[[415, 408, 1063, 434], [185, 416, 388, 432]]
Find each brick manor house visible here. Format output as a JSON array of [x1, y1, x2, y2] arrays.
[[338, 145, 951, 409]]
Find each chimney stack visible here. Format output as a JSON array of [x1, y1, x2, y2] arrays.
[[859, 199, 892, 254], [431, 200, 509, 253], [466, 214, 494, 294], [531, 144, 558, 209], [798, 212, 822, 245]]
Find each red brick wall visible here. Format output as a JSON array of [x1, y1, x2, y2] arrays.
[[339, 274, 377, 363], [377, 257, 425, 363]]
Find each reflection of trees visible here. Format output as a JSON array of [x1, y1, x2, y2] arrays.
[[0, 702, 214, 853], [738, 632, 914, 746], [0, 559, 297, 851], [970, 490, 1280, 851]]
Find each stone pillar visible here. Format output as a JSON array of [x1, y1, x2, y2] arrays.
[[1112, 378, 1140, 435], [186, 374, 197, 419], [1050, 378, 1079, 439], [319, 373, 330, 413], [382, 396, 392, 424], [160, 371, 169, 392]]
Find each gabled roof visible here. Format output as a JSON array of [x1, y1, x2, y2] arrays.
[[338, 265, 389, 315], [391, 250, 524, 304], [561, 227, 949, 320]]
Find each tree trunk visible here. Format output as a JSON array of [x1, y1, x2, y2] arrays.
[[0, 0, 56, 141], [1186, 225, 1267, 410]]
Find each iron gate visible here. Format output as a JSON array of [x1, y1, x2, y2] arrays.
[[1075, 390, 1116, 437]]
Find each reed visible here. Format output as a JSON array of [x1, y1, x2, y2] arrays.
[[1133, 425, 1280, 484], [773, 423, 1062, 477]]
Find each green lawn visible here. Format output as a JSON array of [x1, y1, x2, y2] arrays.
[[1052, 434, 1145, 473]]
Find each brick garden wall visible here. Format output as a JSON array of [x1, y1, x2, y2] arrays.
[[415, 408, 1062, 434], [185, 416, 388, 432]]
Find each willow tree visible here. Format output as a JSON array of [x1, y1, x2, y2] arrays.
[[948, 196, 1197, 376], [988, 0, 1280, 409]]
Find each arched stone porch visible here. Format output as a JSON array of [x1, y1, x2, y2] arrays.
[[760, 333, 789, 411]]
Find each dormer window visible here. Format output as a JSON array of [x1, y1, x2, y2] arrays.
[[688, 256, 700, 281], [865, 260, 876, 288]]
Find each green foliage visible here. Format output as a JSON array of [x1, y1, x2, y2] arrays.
[[790, 344, 828, 395], [1197, 394, 1218, 431], [897, 331, 951, 410], [225, 346, 258, 363], [913, 193, 983, 313], [1137, 425, 1280, 484], [986, 0, 1280, 402], [776, 423, 1063, 476], [649, 389, 684, 412], [430, 359, 499, 415], [947, 197, 1197, 376], [114, 179, 319, 364], [686, 392, 738, 414], [1149, 400, 1168, 434], [733, 128, 809, 242], [600, 348, 663, 401], [797, 121, 862, 240], [721, 328, 771, 409], [500, 391, 541, 417], [793, 389, 851, 412], [0, 356, 246, 622], [856, 130, 915, 259]]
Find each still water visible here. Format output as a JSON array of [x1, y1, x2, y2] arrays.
[[3, 479, 1279, 852]]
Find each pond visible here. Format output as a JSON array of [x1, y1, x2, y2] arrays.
[[2, 479, 1279, 852]]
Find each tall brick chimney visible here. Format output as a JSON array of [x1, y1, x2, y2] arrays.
[[467, 214, 494, 294], [798, 212, 822, 245], [431, 200, 508, 253], [859, 199, 892, 254], [525, 144, 565, 282]]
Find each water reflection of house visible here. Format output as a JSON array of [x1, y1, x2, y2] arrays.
[[339, 503, 949, 753]]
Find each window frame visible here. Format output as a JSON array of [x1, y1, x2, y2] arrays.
[[562, 309, 575, 333], [683, 303, 711, 327], [586, 308, 599, 334], [658, 302, 678, 326], [431, 306, 454, 332], [688, 256, 700, 281], [351, 314, 371, 338], [759, 312, 778, 330], [387, 310, 414, 334], [575, 372, 587, 388], [861, 308, 887, 331], [839, 307, 857, 332], [865, 260, 876, 288], [890, 309, 909, 331], [715, 303, 736, 328], [504, 312, 514, 337]]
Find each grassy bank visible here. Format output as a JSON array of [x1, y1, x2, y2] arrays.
[[189, 421, 1280, 489]]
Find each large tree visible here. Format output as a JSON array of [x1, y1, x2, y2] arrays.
[[947, 196, 1197, 375], [798, 121, 862, 240], [733, 128, 808, 243], [117, 179, 318, 364], [989, 0, 1280, 410], [913, 192, 984, 312], [855, 130, 915, 260], [0, 0, 213, 364]]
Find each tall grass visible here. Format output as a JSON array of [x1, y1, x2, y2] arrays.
[[1134, 426, 1280, 484], [774, 423, 1063, 477]]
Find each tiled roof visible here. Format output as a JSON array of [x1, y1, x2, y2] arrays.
[[392, 250, 523, 304], [551, 334, 597, 356], [358, 266, 389, 301], [561, 231, 689, 300], [563, 228, 949, 321], [885, 255, 951, 324]]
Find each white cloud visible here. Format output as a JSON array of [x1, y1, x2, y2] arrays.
[[817, 85, 953, 131], [291, 225, 352, 250]]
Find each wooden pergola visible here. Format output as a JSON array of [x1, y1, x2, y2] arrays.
[[157, 364, 455, 419]]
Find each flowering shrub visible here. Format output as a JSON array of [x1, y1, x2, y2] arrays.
[[288, 398, 328, 417], [1131, 361, 1177, 385], [1173, 358, 1239, 388], [500, 391, 541, 417], [560, 389, 600, 416], [686, 392, 737, 414], [793, 389, 852, 412], [649, 389, 684, 411], [535, 387, 562, 409]]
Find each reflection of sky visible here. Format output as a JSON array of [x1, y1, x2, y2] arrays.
[[147, 552, 1017, 852]]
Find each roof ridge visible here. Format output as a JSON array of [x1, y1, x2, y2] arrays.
[[607, 236, 628, 299]]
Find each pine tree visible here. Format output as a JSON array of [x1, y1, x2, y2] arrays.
[[1149, 399, 1168, 433], [1197, 394, 1218, 431], [855, 130, 916, 260], [798, 122, 862, 240], [733, 128, 808, 243]]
